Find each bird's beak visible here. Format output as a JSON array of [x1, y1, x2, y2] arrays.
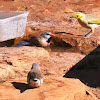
[[50, 33, 55, 37], [70, 16, 74, 18]]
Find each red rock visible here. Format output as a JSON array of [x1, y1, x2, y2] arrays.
[[0, 77, 91, 100]]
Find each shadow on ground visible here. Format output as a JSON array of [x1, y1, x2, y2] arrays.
[[64, 46, 100, 87], [12, 82, 28, 93], [12, 82, 36, 93]]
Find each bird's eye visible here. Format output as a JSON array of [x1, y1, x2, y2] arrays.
[[76, 15, 79, 17], [47, 34, 50, 35]]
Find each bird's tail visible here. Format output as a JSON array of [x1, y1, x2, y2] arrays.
[[17, 41, 30, 47]]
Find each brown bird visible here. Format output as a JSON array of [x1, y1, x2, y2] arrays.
[[27, 63, 43, 88], [28, 32, 55, 47], [17, 32, 55, 47]]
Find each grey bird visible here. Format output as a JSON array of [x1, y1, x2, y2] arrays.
[[27, 63, 43, 88], [28, 32, 55, 47]]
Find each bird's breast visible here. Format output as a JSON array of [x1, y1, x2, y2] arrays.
[[38, 37, 50, 47], [78, 19, 90, 29]]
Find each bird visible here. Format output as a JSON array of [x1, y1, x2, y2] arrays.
[[27, 63, 43, 88], [17, 32, 55, 47], [27, 32, 55, 47], [70, 12, 100, 38]]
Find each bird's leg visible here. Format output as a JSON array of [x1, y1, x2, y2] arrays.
[[83, 30, 94, 38]]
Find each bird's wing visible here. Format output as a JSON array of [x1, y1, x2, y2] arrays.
[[28, 69, 43, 79], [29, 36, 41, 46], [27, 71, 36, 80], [88, 18, 100, 24]]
